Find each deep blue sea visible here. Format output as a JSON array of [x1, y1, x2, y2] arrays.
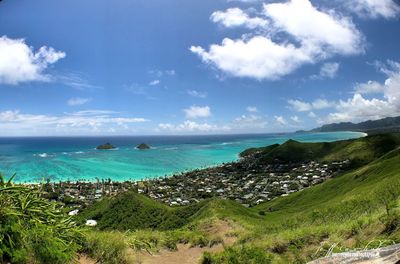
[[0, 132, 366, 183]]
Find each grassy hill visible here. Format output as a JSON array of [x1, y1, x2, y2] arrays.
[[79, 134, 400, 263], [240, 133, 400, 165], [77, 191, 210, 230], [5, 133, 399, 263]]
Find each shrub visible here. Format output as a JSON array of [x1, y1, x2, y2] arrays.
[[84, 231, 133, 264], [0, 173, 82, 264], [201, 246, 274, 264]]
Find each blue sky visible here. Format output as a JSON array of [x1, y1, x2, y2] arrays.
[[0, 0, 399, 136]]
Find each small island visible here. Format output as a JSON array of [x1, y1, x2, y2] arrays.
[[96, 143, 116, 150], [136, 143, 150, 150]]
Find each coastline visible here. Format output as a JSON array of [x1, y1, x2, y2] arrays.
[[15, 131, 367, 185]]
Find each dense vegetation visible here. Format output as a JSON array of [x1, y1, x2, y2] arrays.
[[0, 174, 83, 264], [77, 191, 209, 230], [3, 133, 400, 263], [240, 133, 400, 165], [81, 133, 400, 263]]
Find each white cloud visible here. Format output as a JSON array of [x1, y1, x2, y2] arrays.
[[69, 110, 120, 116], [158, 120, 228, 133], [0, 36, 65, 85], [264, 0, 363, 56], [290, 115, 302, 123], [275, 115, 288, 126], [158, 114, 269, 134], [324, 60, 400, 123], [149, 69, 176, 77], [288, 99, 312, 112], [166, 70, 176, 76], [288, 98, 334, 112], [246, 106, 258, 112], [234, 114, 268, 129], [191, 36, 312, 80], [0, 110, 149, 136], [57, 73, 101, 90], [67, 97, 91, 106], [227, 0, 259, 2], [184, 105, 211, 119], [191, 0, 363, 80], [308, 111, 317, 118], [348, 0, 400, 19], [354, 80, 385, 94], [313, 62, 340, 79], [312, 99, 334, 109], [149, 80, 160, 86], [187, 90, 208, 98], [211, 8, 268, 29]]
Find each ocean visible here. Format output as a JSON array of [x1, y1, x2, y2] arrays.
[[0, 132, 366, 183]]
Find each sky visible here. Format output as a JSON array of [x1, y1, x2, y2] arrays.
[[0, 0, 399, 136]]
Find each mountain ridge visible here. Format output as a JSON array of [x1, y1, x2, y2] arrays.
[[307, 116, 400, 134]]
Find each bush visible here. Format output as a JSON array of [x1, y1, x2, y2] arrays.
[[84, 231, 134, 264], [0, 173, 82, 264], [201, 246, 274, 264]]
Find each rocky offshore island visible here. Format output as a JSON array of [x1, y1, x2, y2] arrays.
[[96, 143, 116, 150], [136, 143, 150, 150]]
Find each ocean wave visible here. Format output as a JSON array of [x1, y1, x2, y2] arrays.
[[164, 147, 178, 150], [34, 153, 49, 158]]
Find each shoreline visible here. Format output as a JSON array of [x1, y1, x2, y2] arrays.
[[15, 131, 367, 185]]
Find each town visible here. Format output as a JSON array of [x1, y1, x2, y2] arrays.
[[36, 151, 351, 210]]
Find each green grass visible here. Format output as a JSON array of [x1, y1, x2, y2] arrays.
[[241, 133, 400, 165], [77, 191, 211, 230], [77, 133, 400, 263], [0, 174, 83, 264]]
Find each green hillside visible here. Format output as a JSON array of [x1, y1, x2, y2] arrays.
[[77, 191, 209, 230], [4, 134, 400, 263], [79, 134, 400, 263], [240, 133, 400, 165]]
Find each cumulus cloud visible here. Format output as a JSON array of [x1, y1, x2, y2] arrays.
[[324, 60, 400, 123], [149, 80, 160, 86], [291, 115, 302, 123], [264, 0, 363, 55], [0, 110, 149, 136], [312, 62, 340, 79], [288, 98, 334, 112], [191, 0, 363, 80], [354, 80, 385, 94], [233, 114, 268, 129], [348, 0, 400, 19], [187, 90, 208, 98], [227, 0, 259, 2], [308, 111, 317, 118], [67, 97, 91, 106], [184, 105, 211, 119], [246, 106, 258, 112], [211, 8, 268, 29], [0, 36, 65, 85], [158, 120, 229, 133], [191, 36, 311, 80], [275, 115, 288, 126]]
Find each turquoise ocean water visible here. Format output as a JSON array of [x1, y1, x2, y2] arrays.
[[0, 132, 366, 183]]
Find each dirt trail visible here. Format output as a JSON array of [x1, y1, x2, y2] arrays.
[[138, 220, 237, 264], [77, 254, 97, 264]]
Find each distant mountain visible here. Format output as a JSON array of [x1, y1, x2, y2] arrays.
[[310, 116, 400, 134]]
